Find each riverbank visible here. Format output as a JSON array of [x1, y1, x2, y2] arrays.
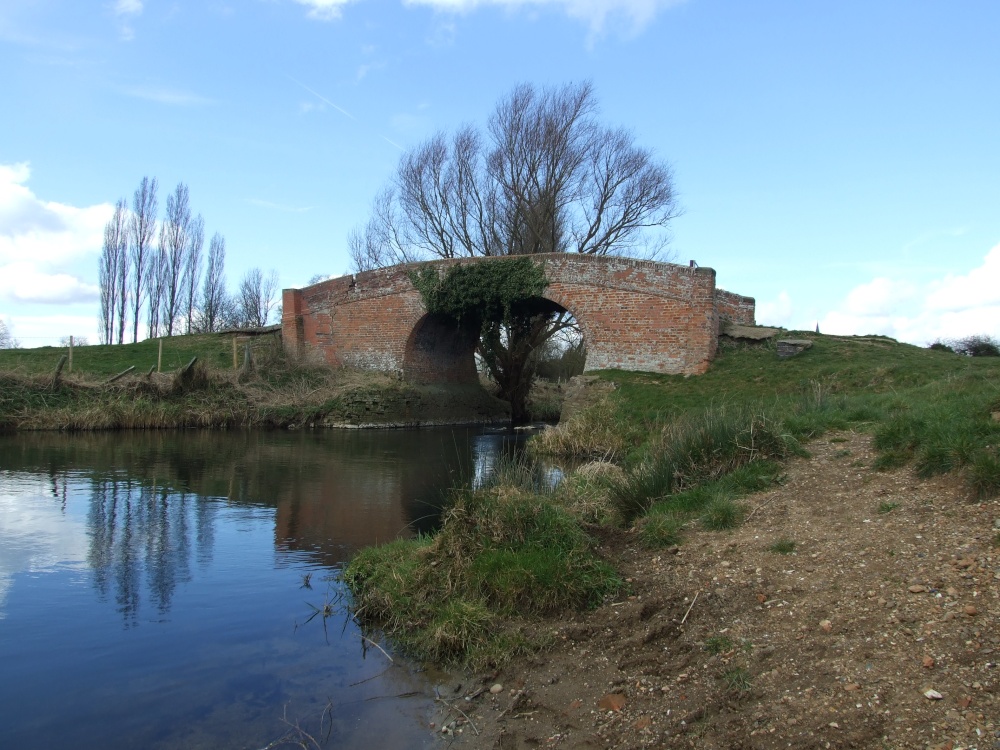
[[343, 333, 1000, 749], [0, 332, 514, 430]]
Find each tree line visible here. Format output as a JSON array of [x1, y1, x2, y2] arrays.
[[98, 177, 279, 345]]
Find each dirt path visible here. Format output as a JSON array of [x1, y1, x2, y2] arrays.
[[434, 431, 999, 749]]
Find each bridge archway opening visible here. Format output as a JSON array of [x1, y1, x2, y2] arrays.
[[402, 313, 481, 385], [403, 296, 587, 392]]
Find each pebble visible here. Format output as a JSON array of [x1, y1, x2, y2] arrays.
[[924, 689, 944, 700], [490, 683, 503, 694], [964, 605, 978, 616], [923, 656, 935, 668], [819, 619, 833, 632], [909, 584, 928, 593]]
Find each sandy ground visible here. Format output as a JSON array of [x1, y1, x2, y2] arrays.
[[431, 431, 999, 749]]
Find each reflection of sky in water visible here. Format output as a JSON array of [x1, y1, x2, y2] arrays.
[[470, 430, 563, 489], [0, 472, 89, 619], [471, 432, 504, 488], [0, 428, 521, 750]]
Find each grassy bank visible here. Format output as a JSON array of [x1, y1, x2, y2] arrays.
[[344, 333, 1000, 668], [0, 332, 511, 430]]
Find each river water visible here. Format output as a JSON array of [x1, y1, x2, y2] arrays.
[[0, 428, 528, 750]]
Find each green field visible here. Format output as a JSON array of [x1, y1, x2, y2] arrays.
[[0, 332, 261, 378]]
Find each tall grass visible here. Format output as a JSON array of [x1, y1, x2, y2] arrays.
[[608, 406, 792, 523], [344, 483, 621, 668], [529, 396, 633, 460]]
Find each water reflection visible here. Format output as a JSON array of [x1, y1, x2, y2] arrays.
[[0, 427, 531, 750], [0, 428, 528, 624]]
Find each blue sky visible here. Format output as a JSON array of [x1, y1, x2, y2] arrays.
[[1, 0, 998, 347]]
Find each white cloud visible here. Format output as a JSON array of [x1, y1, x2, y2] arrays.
[[1, 314, 100, 348], [292, 0, 358, 21], [0, 162, 112, 267], [113, 0, 143, 15], [818, 243, 1000, 345], [0, 262, 100, 304], [111, 0, 143, 40], [756, 290, 793, 329], [840, 277, 918, 318], [0, 162, 108, 337], [402, 0, 687, 34], [925, 244, 1000, 312]]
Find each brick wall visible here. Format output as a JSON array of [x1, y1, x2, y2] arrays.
[[715, 289, 757, 326], [283, 254, 754, 380]]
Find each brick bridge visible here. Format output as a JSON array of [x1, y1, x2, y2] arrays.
[[281, 254, 754, 384]]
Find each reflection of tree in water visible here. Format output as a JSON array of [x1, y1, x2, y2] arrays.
[[4, 428, 534, 604], [87, 478, 214, 626]]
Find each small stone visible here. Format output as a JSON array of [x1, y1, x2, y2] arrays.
[[909, 584, 928, 593], [964, 605, 977, 616], [844, 683, 860, 692], [819, 619, 833, 632], [924, 689, 944, 700], [828, 722, 840, 729], [489, 683, 503, 695], [957, 696, 972, 709], [923, 656, 936, 668]]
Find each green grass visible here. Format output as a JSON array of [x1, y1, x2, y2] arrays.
[[722, 667, 752, 694], [344, 486, 621, 668], [638, 512, 684, 548], [606, 406, 792, 524], [877, 501, 900, 514], [768, 538, 797, 554], [573, 336, 1000, 501], [701, 496, 746, 530], [703, 635, 735, 654], [0, 332, 248, 377]]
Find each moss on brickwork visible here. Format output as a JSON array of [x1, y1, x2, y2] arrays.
[[408, 257, 549, 331]]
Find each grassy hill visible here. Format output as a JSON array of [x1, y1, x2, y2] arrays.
[[0, 332, 254, 378]]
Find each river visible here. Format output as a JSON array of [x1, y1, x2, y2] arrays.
[[0, 427, 530, 750]]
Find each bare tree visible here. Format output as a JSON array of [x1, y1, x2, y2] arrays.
[[0, 319, 18, 349], [99, 198, 129, 344], [199, 232, 227, 333], [182, 214, 204, 333], [129, 176, 158, 343], [159, 183, 192, 336], [237, 267, 279, 328], [350, 81, 679, 421], [146, 244, 166, 338]]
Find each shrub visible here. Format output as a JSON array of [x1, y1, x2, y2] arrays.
[[951, 335, 1000, 358]]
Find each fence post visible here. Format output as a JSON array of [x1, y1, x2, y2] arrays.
[[157, 338, 163, 373], [68, 335, 73, 374]]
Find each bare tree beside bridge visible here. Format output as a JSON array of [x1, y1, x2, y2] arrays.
[[349, 81, 680, 421]]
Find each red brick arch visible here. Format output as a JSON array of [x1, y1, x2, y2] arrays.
[[282, 254, 754, 381]]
